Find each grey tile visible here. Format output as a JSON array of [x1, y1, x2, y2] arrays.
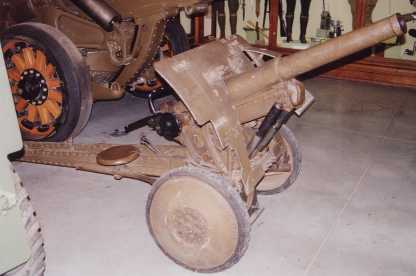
[[288, 124, 382, 196], [385, 91, 416, 142], [306, 140, 416, 276], [250, 124, 384, 273], [255, 190, 346, 270], [300, 79, 407, 136]]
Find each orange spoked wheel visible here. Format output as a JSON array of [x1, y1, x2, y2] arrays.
[[2, 23, 92, 141], [3, 40, 64, 140]]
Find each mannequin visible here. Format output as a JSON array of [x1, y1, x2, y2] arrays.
[[211, 0, 239, 39], [348, 0, 378, 28], [285, 0, 312, 43]]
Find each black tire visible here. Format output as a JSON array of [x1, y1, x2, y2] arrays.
[[164, 18, 190, 55], [5, 164, 46, 276], [1, 22, 92, 141], [131, 18, 189, 98], [146, 166, 250, 273], [257, 125, 302, 195]]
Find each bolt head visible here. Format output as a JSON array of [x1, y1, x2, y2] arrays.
[[29, 70, 34, 74], [42, 96, 47, 100], [23, 71, 28, 75], [41, 80, 45, 84], [37, 101, 42, 105], [43, 88, 48, 92], [36, 73, 40, 77]]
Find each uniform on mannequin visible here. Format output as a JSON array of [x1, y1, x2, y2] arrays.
[[285, 0, 312, 43], [211, 0, 239, 39]]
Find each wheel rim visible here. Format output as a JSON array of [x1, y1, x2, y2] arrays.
[[148, 175, 240, 271], [257, 132, 294, 192], [3, 39, 65, 140]]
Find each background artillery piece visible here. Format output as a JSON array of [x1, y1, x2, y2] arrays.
[[0, 0, 208, 141], [18, 12, 415, 273]]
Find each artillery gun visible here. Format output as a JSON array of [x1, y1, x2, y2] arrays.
[[0, 0, 208, 141], [18, 13, 414, 272]]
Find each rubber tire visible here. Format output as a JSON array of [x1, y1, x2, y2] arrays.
[[156, 18, 189, 97], [257, 125, 302, 195], [1, 22, 93, 141], [146, 166, 250, 273], [5, 164, 46, 276], [164, 18, 190, 55]]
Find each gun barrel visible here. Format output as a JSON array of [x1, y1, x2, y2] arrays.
[[227, 14, 407, 102]]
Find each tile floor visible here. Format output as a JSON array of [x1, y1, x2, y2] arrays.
[[15, 78, 416, 276]]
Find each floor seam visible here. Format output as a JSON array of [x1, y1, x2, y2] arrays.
[[294, 121, 416, 144], [293, 121, 384, 139], [302, 164, 372, 276]]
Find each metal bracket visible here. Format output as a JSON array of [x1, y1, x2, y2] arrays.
[[295, 90, 315, 116], [0, 191, 17, 215]]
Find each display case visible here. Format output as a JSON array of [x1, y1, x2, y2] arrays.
[[188, 0, 416, 88], [267, 0, 416, 88]]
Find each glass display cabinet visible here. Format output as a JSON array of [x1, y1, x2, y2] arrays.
[[190, 0, 416, 88], [266, 0, 416, 88]]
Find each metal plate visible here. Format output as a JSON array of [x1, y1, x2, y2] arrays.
[[96, 145, 140, 166], [154, 36, 254, 127], [295, 90, 315, 116]]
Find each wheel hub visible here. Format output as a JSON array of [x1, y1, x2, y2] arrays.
[[18, 69, 48, 105], [167, 207, 209, 247]]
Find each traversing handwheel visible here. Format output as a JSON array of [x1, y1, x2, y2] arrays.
[[2, 22, 92, 141], [146, 166, 250, 273]]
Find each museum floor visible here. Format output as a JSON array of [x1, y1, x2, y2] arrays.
[[15, 78, 416, 276]]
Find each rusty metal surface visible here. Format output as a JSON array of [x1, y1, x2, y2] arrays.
[[0, 0, 206, 102], [21, 142, 189, 183], [155, 37, 254, 126], [96, 145, 140, 166], [155, 37, 265, 206], [154, 14, 408, 208]]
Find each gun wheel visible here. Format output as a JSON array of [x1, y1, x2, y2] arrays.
[[257, 125, 302, 194], [146, 166, 250, 272], [2, 23, 92, 141]]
